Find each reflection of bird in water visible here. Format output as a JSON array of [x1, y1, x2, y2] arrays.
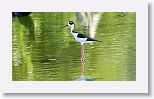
[[61, 21, 102, 79], [12, 12, 32, 17], [13, 12, 35, 45]]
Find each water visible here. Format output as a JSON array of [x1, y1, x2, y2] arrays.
[[12, 12, 136, 81]]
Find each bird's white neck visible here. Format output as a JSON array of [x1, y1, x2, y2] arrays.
[[69, 25, 75, 31], [71, 28, 74, 31]]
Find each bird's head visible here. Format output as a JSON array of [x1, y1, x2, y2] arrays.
[[59, 20, 75, 30], [67, 21, 75, 30]]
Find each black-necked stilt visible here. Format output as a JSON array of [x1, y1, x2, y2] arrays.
[[61, 21, 102, 78], [61, 21, 102, 45]]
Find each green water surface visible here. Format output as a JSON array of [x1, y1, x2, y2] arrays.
[[12, 12, 136, 81]]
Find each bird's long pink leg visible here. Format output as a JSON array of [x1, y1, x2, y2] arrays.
[[80, 45, 84, 76]]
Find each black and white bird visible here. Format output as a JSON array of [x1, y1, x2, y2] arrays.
[[61, 21, 102, 78], [61, 21, 102, 45]]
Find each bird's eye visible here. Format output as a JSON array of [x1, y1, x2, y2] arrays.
[[69, 21, 74, 25]]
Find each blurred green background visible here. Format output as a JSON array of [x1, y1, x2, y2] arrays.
[[12, 12, 136, 81]]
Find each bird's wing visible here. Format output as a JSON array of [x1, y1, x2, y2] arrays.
[[77, 33, 97, 41]]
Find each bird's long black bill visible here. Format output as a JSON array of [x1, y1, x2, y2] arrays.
[[59, 25, 68, 29]]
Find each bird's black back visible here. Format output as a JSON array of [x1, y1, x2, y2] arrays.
[[77, 33, 97, 41]]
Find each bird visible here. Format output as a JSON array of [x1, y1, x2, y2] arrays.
[[61, 21, 102, 78], [61, 21, 102, 45]]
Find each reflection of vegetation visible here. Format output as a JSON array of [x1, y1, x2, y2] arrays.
[[12, 15, 35, 80], [86, 12, 136, 80], [18, 16, 35, 42], [12, 12, 136, 81], [75, 12, 102, 38]]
